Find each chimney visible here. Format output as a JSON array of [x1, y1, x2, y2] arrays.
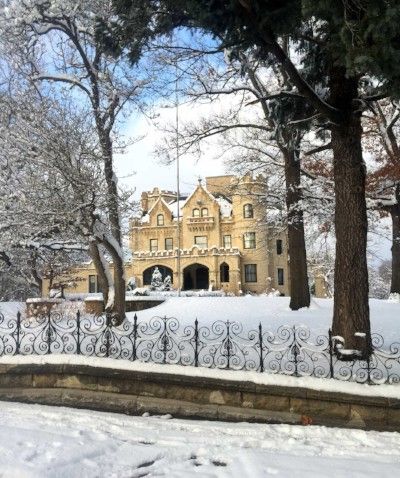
[[141, 192, 149, 213]]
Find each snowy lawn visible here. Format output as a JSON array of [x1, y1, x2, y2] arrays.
[[0, 401, 399, 477], [2, 297, 400, 341], [133, 297, 400, 340]]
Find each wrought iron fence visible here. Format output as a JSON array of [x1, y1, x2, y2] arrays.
[[0, 309, 399, 385]]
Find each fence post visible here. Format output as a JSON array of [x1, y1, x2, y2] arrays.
[[194, 319, 199, 367], [293, 326, 298, 377], [366, 332, 372, 385], [328, 329, 334, 379], [47, 312, 52, 355], [226, 320, 231, 369], [15, 311, 21, 355], [105, 314, 111, 358], [76, 310, 81, 355], [132, 313, 138, 361], [258, 322, 264, 373], [105, 327, 110, 358], [162, 316, 168, 364]]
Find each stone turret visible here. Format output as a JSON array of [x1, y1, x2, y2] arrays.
[[141, 188, 178, 213]]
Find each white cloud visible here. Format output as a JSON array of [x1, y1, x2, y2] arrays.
[[115, 99, 231, 197]]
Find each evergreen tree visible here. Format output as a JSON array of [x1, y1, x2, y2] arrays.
[[107, 0, 400, 355]]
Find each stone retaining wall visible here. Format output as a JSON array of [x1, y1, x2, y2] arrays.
[[84, 298, 165, 314], [0, 362, 399, 431]]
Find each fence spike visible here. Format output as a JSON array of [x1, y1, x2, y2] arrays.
[[76, 310, 81, 355], [194, 318, 199, 367], [258, 322, 264, 373]]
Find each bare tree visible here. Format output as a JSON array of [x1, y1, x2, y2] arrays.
[[364, 100, 400, 296], [0, 89, 134, 307], [0, 1, 150, 319]]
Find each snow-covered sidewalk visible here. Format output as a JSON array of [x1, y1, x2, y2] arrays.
[[0, 401, 399, 477]]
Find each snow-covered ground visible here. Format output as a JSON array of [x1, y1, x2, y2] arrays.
[[0, 401, 398, 477], [134, 297, 400, 341], [2, 296, 400, 341]]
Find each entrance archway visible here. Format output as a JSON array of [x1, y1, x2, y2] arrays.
[[183, 263, 209, 290]]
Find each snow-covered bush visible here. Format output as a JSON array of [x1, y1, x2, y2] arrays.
[[150, 267, 163, 290], [126, 277, 137, 291], [163, 275, 172, 291]]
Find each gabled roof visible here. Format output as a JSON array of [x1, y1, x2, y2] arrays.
[[141, 196, 172, 223], [140, 183, 233, 223], [181, 183, 219, 209]]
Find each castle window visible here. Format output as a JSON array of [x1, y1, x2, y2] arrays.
[[201, 207, 208, 217], [88, 275, 97, 293], [150, 239, 158, 252], [88, 275, 102, 293], [243, 232, 256, 249], [194, 236, 208, 249], [192, 208, 200, 217], [223, 235, 232, 248], [278, 268, 284, 285], [244, 264, 257, 282], [243, 203, 254, 218], [220, 262, 230, 282], [165, 237, 173, 250], [157, 214, 164, 226], [276, 239, 283, 255]]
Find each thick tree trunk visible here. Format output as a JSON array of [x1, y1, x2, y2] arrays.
[[111, 253, 126, 323], [283, 148, 310, 310], [330, 69, 371, 355], [98, 132, 126, 319], [390, 190, 400, 294], [89, 241, 109, 307]]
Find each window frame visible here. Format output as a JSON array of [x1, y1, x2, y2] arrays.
[[194, 235, 208, 249], [165, 237, 173, 250], [223, 234, 232, 249], [277, 268, 284, 286], [276, 239, 283, 255], [88, 274, 97, 293], [192, 208, 200, 217], [201, 207, 209, 217], [243, 232, 256, 249], [244, 264, 257, 283], [157, 213, 164, 226], [243, 203, 254, 218], [150, 238, 158, 252]]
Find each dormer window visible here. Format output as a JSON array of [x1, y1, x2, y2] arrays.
[[193, 208, 200, 217], [157, 214, 164, 226], [243, 204, 254, 218], [201, 207, 208, 217]]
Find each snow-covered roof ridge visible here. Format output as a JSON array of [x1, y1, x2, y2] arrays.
[[140, 196, 176, 224], [179, 182, 233, 218], [181, 182, 218, 209], [165, 198, 187, 219]]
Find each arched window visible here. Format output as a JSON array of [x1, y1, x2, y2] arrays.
[[192, 208, 200, 217], [220, 262, 230, 282], [157, 214, 164, 226], [201, 207, 209, 217], [243, 203, 254, 218]]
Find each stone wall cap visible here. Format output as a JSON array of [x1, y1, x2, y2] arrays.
[[1, 355, 400, 405]]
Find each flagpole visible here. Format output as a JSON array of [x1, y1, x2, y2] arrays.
[[175, 57, 181, 297]]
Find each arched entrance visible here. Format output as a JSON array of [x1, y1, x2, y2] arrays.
[[183, 263, 209, 290], [143, 265, 173, 286]]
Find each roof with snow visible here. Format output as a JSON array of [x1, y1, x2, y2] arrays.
[[138, 184, 232, 224]]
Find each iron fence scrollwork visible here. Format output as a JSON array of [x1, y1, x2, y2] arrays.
[[0, 308, 399, 385]]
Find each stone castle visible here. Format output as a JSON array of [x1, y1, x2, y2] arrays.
[[43, 175, 291, 296]]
